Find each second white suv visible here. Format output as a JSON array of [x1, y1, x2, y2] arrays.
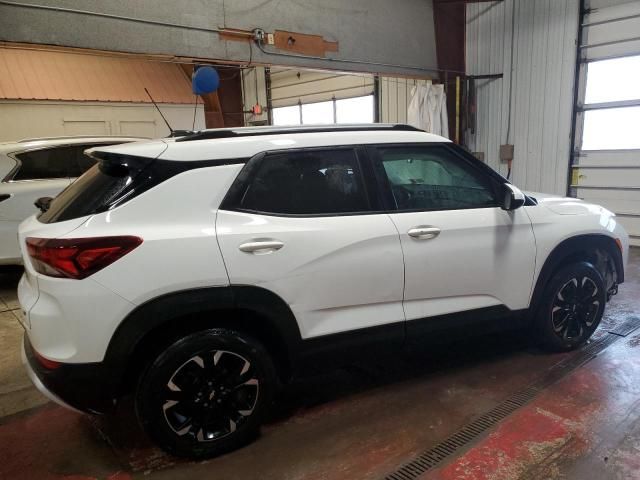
[[0, 136, 143, 264], [17, 125, 628, 458]]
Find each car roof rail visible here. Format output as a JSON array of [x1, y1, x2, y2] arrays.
[[17, 135, 146, 143], [174, 124, 423, 142]]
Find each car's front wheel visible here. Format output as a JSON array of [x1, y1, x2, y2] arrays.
[[535, 261, 606, 352], [135, 328, 276, 458]]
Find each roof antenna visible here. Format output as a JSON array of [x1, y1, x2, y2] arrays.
[[144, 88, 174, 136]]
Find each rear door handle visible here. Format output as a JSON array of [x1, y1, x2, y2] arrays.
[[239, 239, 284, 254], [407, 226, 441, 240]]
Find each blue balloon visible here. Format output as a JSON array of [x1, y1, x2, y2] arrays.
[[192, 66, 220, 95]]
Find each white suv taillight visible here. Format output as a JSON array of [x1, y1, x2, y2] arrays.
[[26, 236, 143, 279]]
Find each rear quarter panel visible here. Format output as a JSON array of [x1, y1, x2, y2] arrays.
[[75, 164, 244, 305]]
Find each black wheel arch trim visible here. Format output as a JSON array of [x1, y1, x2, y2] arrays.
[[530, 234, 624, 312], [103, 285, 304, 396]]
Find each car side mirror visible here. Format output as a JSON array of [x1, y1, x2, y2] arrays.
[[34, 196, 53, 213], [501, 183, 525, 211]]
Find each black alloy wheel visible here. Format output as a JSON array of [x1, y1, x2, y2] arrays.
[[535, 261, 606, 352], [136, 329, 276, 458], [551, 276, 601, 341], [162, 350, 259, 442]]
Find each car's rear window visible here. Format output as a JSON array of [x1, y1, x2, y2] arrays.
[[38, 162, 132, 223]]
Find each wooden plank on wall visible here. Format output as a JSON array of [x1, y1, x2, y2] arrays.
[[273, 31, 338, 57]]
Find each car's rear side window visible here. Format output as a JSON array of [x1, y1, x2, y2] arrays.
[[13, 146, 74, 180], [233, 149, 370, 215], [13, 144, 98, 181], [38, 162, 132, 223]]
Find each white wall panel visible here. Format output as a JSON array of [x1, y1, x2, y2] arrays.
[[466, 0, 579, 195], [378, 77, 432, 124], [0, 100, 205, 142]]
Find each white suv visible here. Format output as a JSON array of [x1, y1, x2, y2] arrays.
[[17, 125, 628, 458], [0, 136, 143, 265]]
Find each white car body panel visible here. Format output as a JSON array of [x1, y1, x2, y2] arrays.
[[88, 130, 450, 163], [85, 164, 240, 305], [18, 165, 241, 362], [15, 127, 630, 369], [525, 199, 629, 292], [216, 210, 405, 338], [388, 207, 536, 319]]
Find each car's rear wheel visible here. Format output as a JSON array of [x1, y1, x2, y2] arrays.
[[135, 328, 276, 458], [534, 261, 606, 352]]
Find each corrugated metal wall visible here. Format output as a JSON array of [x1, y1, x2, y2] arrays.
[[0, 47, 195, 104], [465, 0, 579, 194], [378, 77, 433, 124]]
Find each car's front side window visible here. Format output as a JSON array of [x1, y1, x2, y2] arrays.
[[376, 146, 499, 211], [235, 148, 370, 215]]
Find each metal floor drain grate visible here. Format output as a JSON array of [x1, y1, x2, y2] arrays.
[[385, 319, 640, 480], [608, 316, 640, 337]]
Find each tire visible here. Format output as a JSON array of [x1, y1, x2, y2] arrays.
[[135, 328, 277, 458], [534, 261, 606, 352]]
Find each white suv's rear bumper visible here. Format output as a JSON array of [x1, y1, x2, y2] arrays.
[[21, 338, 82, 413]]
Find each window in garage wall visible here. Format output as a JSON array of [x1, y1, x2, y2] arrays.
[[573, 0, 640, 247], [582, 55, 640, 150], [272, 105, 301, 125], [272, 95, 374, 126]]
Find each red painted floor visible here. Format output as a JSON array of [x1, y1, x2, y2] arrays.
[[420, 332, 640, 480]]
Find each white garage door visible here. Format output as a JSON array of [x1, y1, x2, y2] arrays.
[[269, 67, 375, 125], [573, 0, 640, 246]]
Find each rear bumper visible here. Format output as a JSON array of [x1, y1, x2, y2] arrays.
[[21, 339, 82, 413], [22, 334, 117, 414]]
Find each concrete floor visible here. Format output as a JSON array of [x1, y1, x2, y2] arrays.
[[0, 250, 638, 480]]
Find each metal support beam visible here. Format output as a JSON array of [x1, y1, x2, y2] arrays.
[[567, 0, 587, 197]]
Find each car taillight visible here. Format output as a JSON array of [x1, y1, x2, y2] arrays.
[[26, 236, 143, 279]]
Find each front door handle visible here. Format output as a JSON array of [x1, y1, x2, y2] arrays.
[[407, 226, 441, 240], [239, 239, 284, 254]]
